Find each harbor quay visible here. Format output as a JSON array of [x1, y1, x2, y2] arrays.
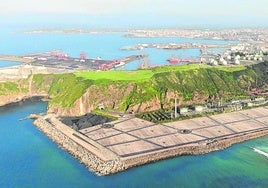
[[0, 53, 147, 71], [33, 107, 268, 175]]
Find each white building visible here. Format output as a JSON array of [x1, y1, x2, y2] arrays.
[[234, 59, 240, 65]]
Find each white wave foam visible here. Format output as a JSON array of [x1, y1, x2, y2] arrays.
[[252, 147, 268, 158]]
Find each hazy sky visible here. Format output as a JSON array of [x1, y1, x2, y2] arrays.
[[1, 0, 268, 28]]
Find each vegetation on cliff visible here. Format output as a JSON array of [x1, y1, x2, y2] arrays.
[[0, 79, 29, 96], [33, 74, 93, 107], [0, 82, 20, 95], [0, 61, 267, 114]]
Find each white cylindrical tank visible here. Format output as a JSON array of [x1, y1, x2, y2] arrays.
[[195, 106, 203, 112], [180, 108, 188, 114], [235, 59, 240, 65], [222, 60, 228, 65], [211, 60, 218, 66], [210, 59, 215, 65]]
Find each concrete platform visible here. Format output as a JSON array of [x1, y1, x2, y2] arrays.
[[240, 108, 268, 118], [210, 112, 249, 124], [149, 133, 204, 147], [107, 140, 162, 157], [129, 125, 177, 139], [78, 107, 268, 161], [225, 120, 266, 132], [192, 126, 234, 138]]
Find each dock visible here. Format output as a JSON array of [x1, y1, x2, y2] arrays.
[[0, 53, 147, 71]]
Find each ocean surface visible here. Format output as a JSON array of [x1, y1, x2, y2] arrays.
[[0, 101, 267, 188], [0, 60, 21, 68], [0, 28, 234, 70]]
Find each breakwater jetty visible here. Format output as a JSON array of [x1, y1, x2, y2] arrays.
[[33, 107, 268, 175], [33, 115, 125, 175]]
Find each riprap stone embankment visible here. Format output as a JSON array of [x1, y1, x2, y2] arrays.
[[33, 116, 125, 175]]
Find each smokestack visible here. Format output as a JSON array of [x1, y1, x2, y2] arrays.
[[175, 98, 177, 118]]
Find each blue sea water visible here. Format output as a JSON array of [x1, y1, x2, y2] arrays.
[[0, 60, 21, 68], [0, 28, 233, 70], [0, 101, 267, 188]]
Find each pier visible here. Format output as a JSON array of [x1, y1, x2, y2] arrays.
[[0, 53, 147, 71]]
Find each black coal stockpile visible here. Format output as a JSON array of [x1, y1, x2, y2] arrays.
[[60, 113, 112, 130]]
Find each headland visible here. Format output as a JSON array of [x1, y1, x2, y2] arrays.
[[0, 55, 267, 175]]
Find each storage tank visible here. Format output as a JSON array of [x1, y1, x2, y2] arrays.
[[222, 60, 228, 65], [180, 108, 188, 114], [234, 59, 240, 65], [210, 59, 218, 66], [195, 106, 203, 112], [235, 55, 240, 60]]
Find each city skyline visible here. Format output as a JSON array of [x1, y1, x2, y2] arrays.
[[1, 0, 268, 28]]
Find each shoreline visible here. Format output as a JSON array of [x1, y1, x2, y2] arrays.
[[32, 107, 268, 175], [0, 95, 49, 110]]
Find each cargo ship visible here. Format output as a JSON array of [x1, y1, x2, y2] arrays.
[[167, 57, 180, 64]]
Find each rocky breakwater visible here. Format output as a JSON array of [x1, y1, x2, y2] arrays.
[[32, 115, 125, 175], [123, 128, 268, 170]]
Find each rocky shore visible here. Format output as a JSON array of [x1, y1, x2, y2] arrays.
[[32, 117, 125, 175], [0, 95, 48, 109]]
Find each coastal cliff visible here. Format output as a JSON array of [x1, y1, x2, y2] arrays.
[[0, 62, 267, 115], [44, 62, 268, 116]]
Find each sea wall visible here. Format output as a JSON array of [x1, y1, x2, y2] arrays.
[[33, 117, 125, 175], [122, 129, 268, 169]]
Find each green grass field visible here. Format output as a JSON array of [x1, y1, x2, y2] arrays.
[[74, 64, 212, 82], [75, 69, 154, 82], [214, 65, 247, 72]]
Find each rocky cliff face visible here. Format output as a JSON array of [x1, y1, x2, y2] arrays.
[[38, 62, 268, 116], [0, 94, 28, 106], [0, 77, 36, 107], [47, 82, 135, 116], [1, 62, 267, 116]]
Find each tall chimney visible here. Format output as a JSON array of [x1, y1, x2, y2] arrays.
[[175, 98, 177, 118]]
